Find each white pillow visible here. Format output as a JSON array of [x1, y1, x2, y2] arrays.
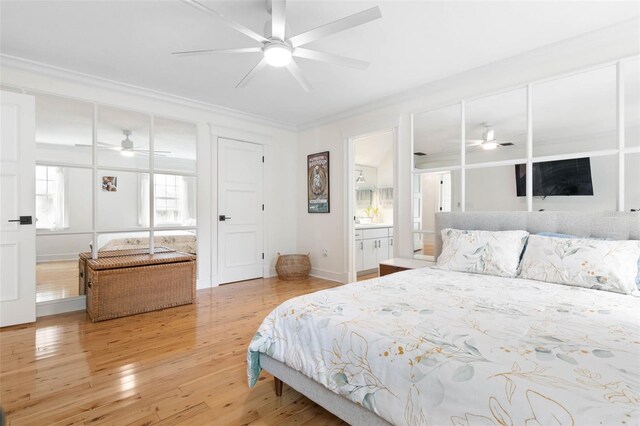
[[519, 235, 640, 295], [437, 228, 529, 278]]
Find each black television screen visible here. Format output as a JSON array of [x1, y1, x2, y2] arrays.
[[515, 157, 594, 197]]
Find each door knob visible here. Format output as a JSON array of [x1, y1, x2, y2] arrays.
[[7, 216, 32, 225], [219, 215, 231, 221]]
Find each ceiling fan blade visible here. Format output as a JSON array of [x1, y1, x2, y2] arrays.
[[236, 58, 269, 88], [181, 0, 268, 44], [289, 6, 382, 48], [286, 60, 312, 92], [271, 0, 286, 40], [75, 144, 93, 147], [293, 48, 369, 69], [97, 141, 118, 147], [446, 139, 483, 145], [172, 47, 262, 57]]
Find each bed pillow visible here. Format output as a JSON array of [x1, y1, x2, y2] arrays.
[[437, 228, 529, 278], [537, 232, 640, 290], [520, 234, 640, 295]]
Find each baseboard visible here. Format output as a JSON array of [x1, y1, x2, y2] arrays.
[[37, 254, 78, 263], [309, 268, 346, 284], [37, 296, 86, 317], [196, 277, 213, 289]]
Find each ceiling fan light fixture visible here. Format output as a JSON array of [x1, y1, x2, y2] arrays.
[[263, 43, 292, 67], [121, 149, 135, 157], [482, 141, 498, 150], [356, 171, 366, 183]]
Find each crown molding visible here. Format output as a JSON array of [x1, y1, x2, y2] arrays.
[[0, 54, 297, 132]]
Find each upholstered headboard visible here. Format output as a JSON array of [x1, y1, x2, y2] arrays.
[[434, 211, 640, 258]]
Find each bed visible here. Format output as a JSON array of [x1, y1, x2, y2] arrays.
[[93, 230, 197, 255], [247, 211, 640, 425]]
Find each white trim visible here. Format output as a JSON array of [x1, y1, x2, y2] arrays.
[[531, 150, 619, 164], [1, 54, 296, 131], [617, 61, 625, 212], [309, 268, 346, 284], [460, 101, 466, 212], [37, 296, 86, 317], [526, 83, 533, 212], [149, 115, 155, 254], [413, 165, 463, 174]]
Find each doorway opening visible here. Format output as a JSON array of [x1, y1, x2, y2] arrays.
[[347, 129, 396, 283]]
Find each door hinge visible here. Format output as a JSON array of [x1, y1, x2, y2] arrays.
[[440, 180, 443, 184], [262, 253, 265, 260], [262, 204, 264, 211], [262, 156, 264, 163]]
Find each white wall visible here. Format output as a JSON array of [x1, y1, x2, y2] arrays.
[[297, 19, 640, 283], [2, 62, 299, 289]]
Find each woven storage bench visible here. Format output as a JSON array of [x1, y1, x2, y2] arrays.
[[85, 251, 196, 322], [78, 247, 174, 296]]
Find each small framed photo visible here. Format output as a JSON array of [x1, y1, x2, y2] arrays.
[[102, 176, 118, 192], [307, 151, 330, 213]]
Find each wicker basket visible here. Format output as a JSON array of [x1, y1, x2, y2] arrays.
[[275, 253, 312, 281]]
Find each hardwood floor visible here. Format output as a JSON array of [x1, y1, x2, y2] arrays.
[[356, 272, 378, 281], [36, 261, 79, 302], [0, 277, 349, 425]]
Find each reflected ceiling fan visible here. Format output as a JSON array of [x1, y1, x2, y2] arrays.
[[75, 130, 171, 157], [449, 122, 514, 151], [172, 0, 382, 91]]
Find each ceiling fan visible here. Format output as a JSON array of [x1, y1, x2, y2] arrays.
[[75, 130, 171, 157], [449, 122, 514, 150], [172, 0, 382, 91]]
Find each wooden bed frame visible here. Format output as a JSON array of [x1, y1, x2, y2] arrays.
[[262, 211, 640, 424]]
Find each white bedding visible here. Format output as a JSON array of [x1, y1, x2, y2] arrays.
[[248, 267, 640, 425], [95, 230, 196, 254]]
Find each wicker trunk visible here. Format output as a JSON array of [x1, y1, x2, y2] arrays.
[[78, 247, 174, 295], [85, 251, 196, 322]]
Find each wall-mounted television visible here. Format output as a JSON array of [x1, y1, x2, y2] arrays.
[[515, 157, 594, 197]]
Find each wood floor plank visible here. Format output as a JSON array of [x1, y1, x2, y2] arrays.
[[1, 277, 346, 425]]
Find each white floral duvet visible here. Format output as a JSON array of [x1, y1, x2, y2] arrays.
[[247, 268, 640, 425]]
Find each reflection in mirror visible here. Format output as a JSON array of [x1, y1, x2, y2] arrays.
[[97, 106, 150, 170], [96, 170, 149, 230], [533, 66, 617, 156], [625, 153, 640, 211], [531, 155, 617, 211], [35, 166, 92, 232], [31, 93, 94, 165], [413, 104, 461, 169], [154, 117, 197, 173], [154, 174, 197, 227], [624, 58, 640, 148], [466, 166, 527, 211], [1, 84, 22, 93], [36, 232, 94, 302], [465, 88, 527, 164], [413, 170, 461, 259]]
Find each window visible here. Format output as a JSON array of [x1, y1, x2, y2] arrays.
[[35, 165, 65, 230], [154, 174, 185, 225]]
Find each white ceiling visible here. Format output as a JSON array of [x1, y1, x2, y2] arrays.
[[1, 1, 639, 127]]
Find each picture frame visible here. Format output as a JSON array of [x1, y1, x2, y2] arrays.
[[307, 151, 330, 213], [102, 176, 118, 192]]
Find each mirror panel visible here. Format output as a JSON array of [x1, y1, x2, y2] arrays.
[[531, 155, 617, 211], [465, 88, 527, 164], [624, 58, 640, 149], [95, 231, 150, 252], [36, 232, 93, 302], [31, 93, 94, 165], [154, 174, 197, 227], [154, 117, 197, 173], [533, 66, 617, 156], [625, 153, 640, 211], [466, 166, 527, 211], [413, 104, 461, 169], [97, 106, 150, 170], [35, 166, 92, 232], [96, 170, 149, 230]]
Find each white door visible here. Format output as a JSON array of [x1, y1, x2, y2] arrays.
[[217, 138, 264, 284], [1, 91, 36, 327]]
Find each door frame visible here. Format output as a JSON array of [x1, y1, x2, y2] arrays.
[[210, 125, 270, 286], [344, 127, 398, 283]]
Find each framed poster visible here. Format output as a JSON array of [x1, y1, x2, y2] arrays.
[[307, 151, 330, 213]]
